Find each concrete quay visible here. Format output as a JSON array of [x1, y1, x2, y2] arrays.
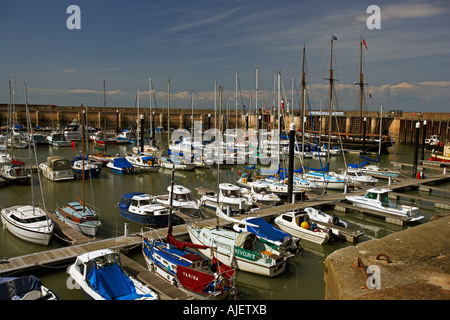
[[324, 214, 450, 300]]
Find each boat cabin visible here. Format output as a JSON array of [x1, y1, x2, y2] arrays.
[[46, 156, 72, 171], [168, 185, 195, 202], [363, 188, 391, 206], [219, 183, 241, 197]]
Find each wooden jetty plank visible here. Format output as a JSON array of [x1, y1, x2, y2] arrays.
[[333, 201, 409, 226], [389, 192, 450, 209], [418, 184, 450, 194], [119, 254, 192, 300]]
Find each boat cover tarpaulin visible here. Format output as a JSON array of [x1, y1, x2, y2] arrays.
[[112, 158, 134, 169], [87, 263, 149, 300], [0, 275, 41, 300], [245, 217, 291, 243]]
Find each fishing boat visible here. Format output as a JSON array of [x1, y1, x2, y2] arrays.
[[125, 154, 161, 172], [1, 205, 54, 246], [274, 211, 330, 245], [200, 183, 251, 214], [71, 155, 102, 178], [67, 249, 159, 300], [46, 132, 72, 147], [239, 181, 280, 205], [231, 216, 302, 254], [0, 275, 58, 300], [39, 156, 74, 181], [160, 157, 195, 171], [106, 157, 141, 174], [155, 185, 201, 218], [118, 192, 172, 226], [187, 223, 289, 277], [429, 144, 450, 163], [345, 188, 424, 222]]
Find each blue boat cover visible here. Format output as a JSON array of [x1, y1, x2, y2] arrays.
[[245, 217, 291, 242], [304, 162, 329, 172], [348, 160, 369, 168], [359, 154, 380, 163], [0, 275, 41, 300], [113, 158, 133, 169], [87, 263, 150, 300]]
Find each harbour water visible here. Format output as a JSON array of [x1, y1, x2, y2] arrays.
[[1, 136, 448, 300]]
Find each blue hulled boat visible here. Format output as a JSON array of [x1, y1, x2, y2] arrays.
[[106, 157, 140, 174], [118, 192, 173, 226]]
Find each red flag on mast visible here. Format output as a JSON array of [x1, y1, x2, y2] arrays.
[[362, 38, 368, 50]]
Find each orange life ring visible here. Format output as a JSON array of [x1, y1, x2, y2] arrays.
[[147, 160, 153, 166], [242, 178, 247, 184]]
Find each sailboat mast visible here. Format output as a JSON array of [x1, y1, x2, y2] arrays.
[[327, 34, 335, 165], [359, 35, 364, 135], [216, 86, 223, 226], [301, 45, 306, 167], [168, 78, 170, 147], [81, 103, 86, 212]]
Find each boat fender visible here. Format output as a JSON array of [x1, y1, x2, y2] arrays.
[[300, 221, 309, 229]]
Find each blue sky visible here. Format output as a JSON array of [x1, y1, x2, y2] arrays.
[[1, 0, 449, 113]]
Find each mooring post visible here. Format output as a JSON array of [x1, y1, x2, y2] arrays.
[[421, 120, 427, 161], [413, 121, 420, 178], [287, 123, 295, 203]]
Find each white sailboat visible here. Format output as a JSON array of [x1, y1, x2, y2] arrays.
[[1, 84, 54, 246]]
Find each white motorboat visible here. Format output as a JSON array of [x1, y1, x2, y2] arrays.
[[187, 224, 289, 277], [0, 144, 12, 164], [125, 154, 161, 172], [200, 183, 251, 214], [67, 249, 159, 300], [239, 181, 280, 205], [345, 188, 424, 222], [330, 170, 378, 186], [304, 171, 346, 190], [39, 156, 74, 181], [46, 132, 72, 147], [0, 275, 58, 300], [0, 164, 31, 185], [71, 155, 102, 178], [160, 157, 196, 171], [155, 185, 201, 218], [63, 124, 83, 141], [274, 211, 330, 245], [1, 205, 54, 246]]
